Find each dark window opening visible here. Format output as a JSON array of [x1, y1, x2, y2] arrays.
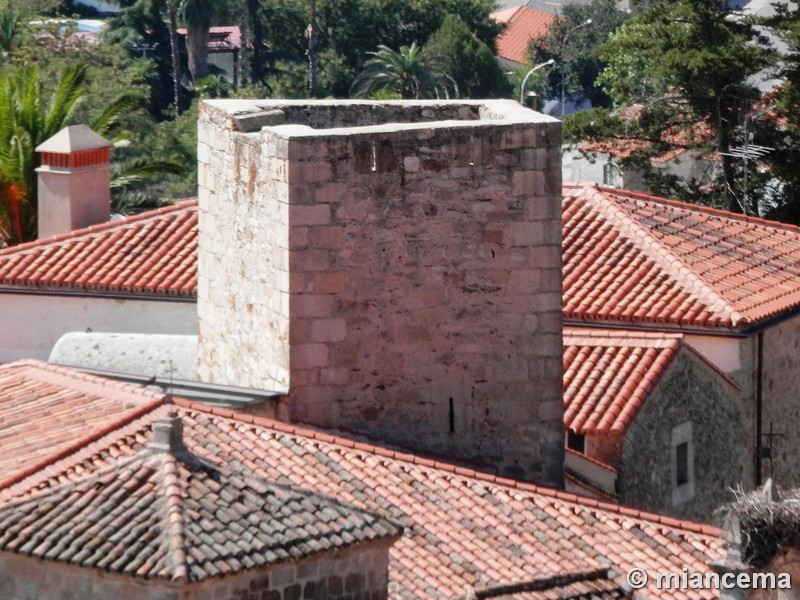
[[676, 441, 689, 486], [448, 398, 455, 433], [567, 430, 585, 453]]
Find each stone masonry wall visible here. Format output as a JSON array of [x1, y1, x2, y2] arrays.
[[759, 315, 800, 488], [621, 350, 744, 522], [0, 540, 393, 600], [198, 100, 563, 485]]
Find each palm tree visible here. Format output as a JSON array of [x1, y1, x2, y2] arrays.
[[179, 0, 215, 83], [0, 65, 183, 245], [350, 43, 458, 100], [0, 64, 86, 244]]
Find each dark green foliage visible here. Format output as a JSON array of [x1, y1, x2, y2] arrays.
[[567, 0, 773, 213], [425, 15, 510, 99], [104, 0, 179, 117], [529, 0, 631, 108], [252, 0, 500, 97], [350, 43, 456, 99], [757, 4, 800, 223]]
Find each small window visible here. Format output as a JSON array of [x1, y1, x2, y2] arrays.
[[671, 422, 694, 506], [676, 442, 689, 486], [603, 161, 620, 187], [566, 430, 586, 453]]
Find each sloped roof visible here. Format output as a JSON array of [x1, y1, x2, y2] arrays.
[[0, 366, 723, 599], [491, 5, 555, 65], [564, 328, 682, 434], [0, 412, 400, 582], [0, 360, 167, 491], [0, 200, 197, 297], [563, 183, 800, 329]]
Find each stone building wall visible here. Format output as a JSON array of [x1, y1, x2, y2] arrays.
[[758, 316, 800, 488], [197, 99, 564, 485], [621, 350, 744, 522], [0, 540, 393, 600]]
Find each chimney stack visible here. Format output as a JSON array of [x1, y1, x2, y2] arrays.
[[35, 125, 112, 239]]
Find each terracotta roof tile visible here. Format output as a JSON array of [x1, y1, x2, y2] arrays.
[[0, 360, 168, 491], [491, 6, 555, 64], [563, 183, 800, 329], [1, 378, 723, 599], [563, 327, 681, 434], [0, 201, 197, 297], [0, 411, 400, 582]]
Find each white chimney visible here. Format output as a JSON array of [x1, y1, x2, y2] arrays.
[[35, 125, 112, 239]]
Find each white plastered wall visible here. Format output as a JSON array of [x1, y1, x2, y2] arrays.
[[0, 292, 197, 364]]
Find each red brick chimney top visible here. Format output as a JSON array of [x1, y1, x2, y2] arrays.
[[36, 124, 112, 169]]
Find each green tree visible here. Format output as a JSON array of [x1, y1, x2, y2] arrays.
[[350, 42, 456, 99], [253, 0, 500, 97], [424, 14, 510, 99], [566, 0, 772, 212], [756, 5, 800, 223], [528, 0, 630, 109], [0, 65, 86, 243], [179, 0, 215, 82], [104, 0, 178, 116]]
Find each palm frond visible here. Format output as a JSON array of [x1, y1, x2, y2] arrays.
[[110, 157, 184, 190]]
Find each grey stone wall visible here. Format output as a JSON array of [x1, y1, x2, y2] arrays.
[[621, 350, 745, 522], [197, 99, 564, 485], [0, 541, 392, 600], [760, 317, 800, 488]]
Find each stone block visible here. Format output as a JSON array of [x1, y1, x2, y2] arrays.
[[505, 222, 544, 246], [293, 295, 335, 318], [311, 318, 347, 342], [292, 344, 329, 369], [313, 272, 345, 294], [290, 205, 331, 227], [512, 170, 536, 196]]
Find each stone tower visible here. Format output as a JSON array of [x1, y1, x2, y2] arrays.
[[197, 100, 563, 485]]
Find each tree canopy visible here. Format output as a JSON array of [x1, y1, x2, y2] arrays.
[[565, 0, 775, 213], [528, 0, 631, 109], [425, 14, 510, 99], [350, 42, 456, 99]]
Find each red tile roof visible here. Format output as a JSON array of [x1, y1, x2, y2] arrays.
[[0, 412, 400, 582], [0, 360, 167, 491], [0, 366, 724, 599], [563, 183, 800, 329], [491, 5, 555, 65], [0, 200, 197, 297], [563, 327, 681, 435]]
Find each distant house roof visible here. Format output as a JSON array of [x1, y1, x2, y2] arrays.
[[491, 5, 555, 65], [563, 183, 800, 330], [0, 361, 723, 598], [564, 327, 682, 435], [0, 200, 197, 297], [176, 26, 240, 50], [0, 411, 400, 583]]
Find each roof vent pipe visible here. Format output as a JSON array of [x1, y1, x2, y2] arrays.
[[35, 125, 113, 239]]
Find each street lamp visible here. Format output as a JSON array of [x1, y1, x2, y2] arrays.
[[520, 59, 556, 106], [560, 18, 592, 118]]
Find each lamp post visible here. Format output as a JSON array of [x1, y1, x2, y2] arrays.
[[520, 59, 556, 106], [560, 18, 592, 118]]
